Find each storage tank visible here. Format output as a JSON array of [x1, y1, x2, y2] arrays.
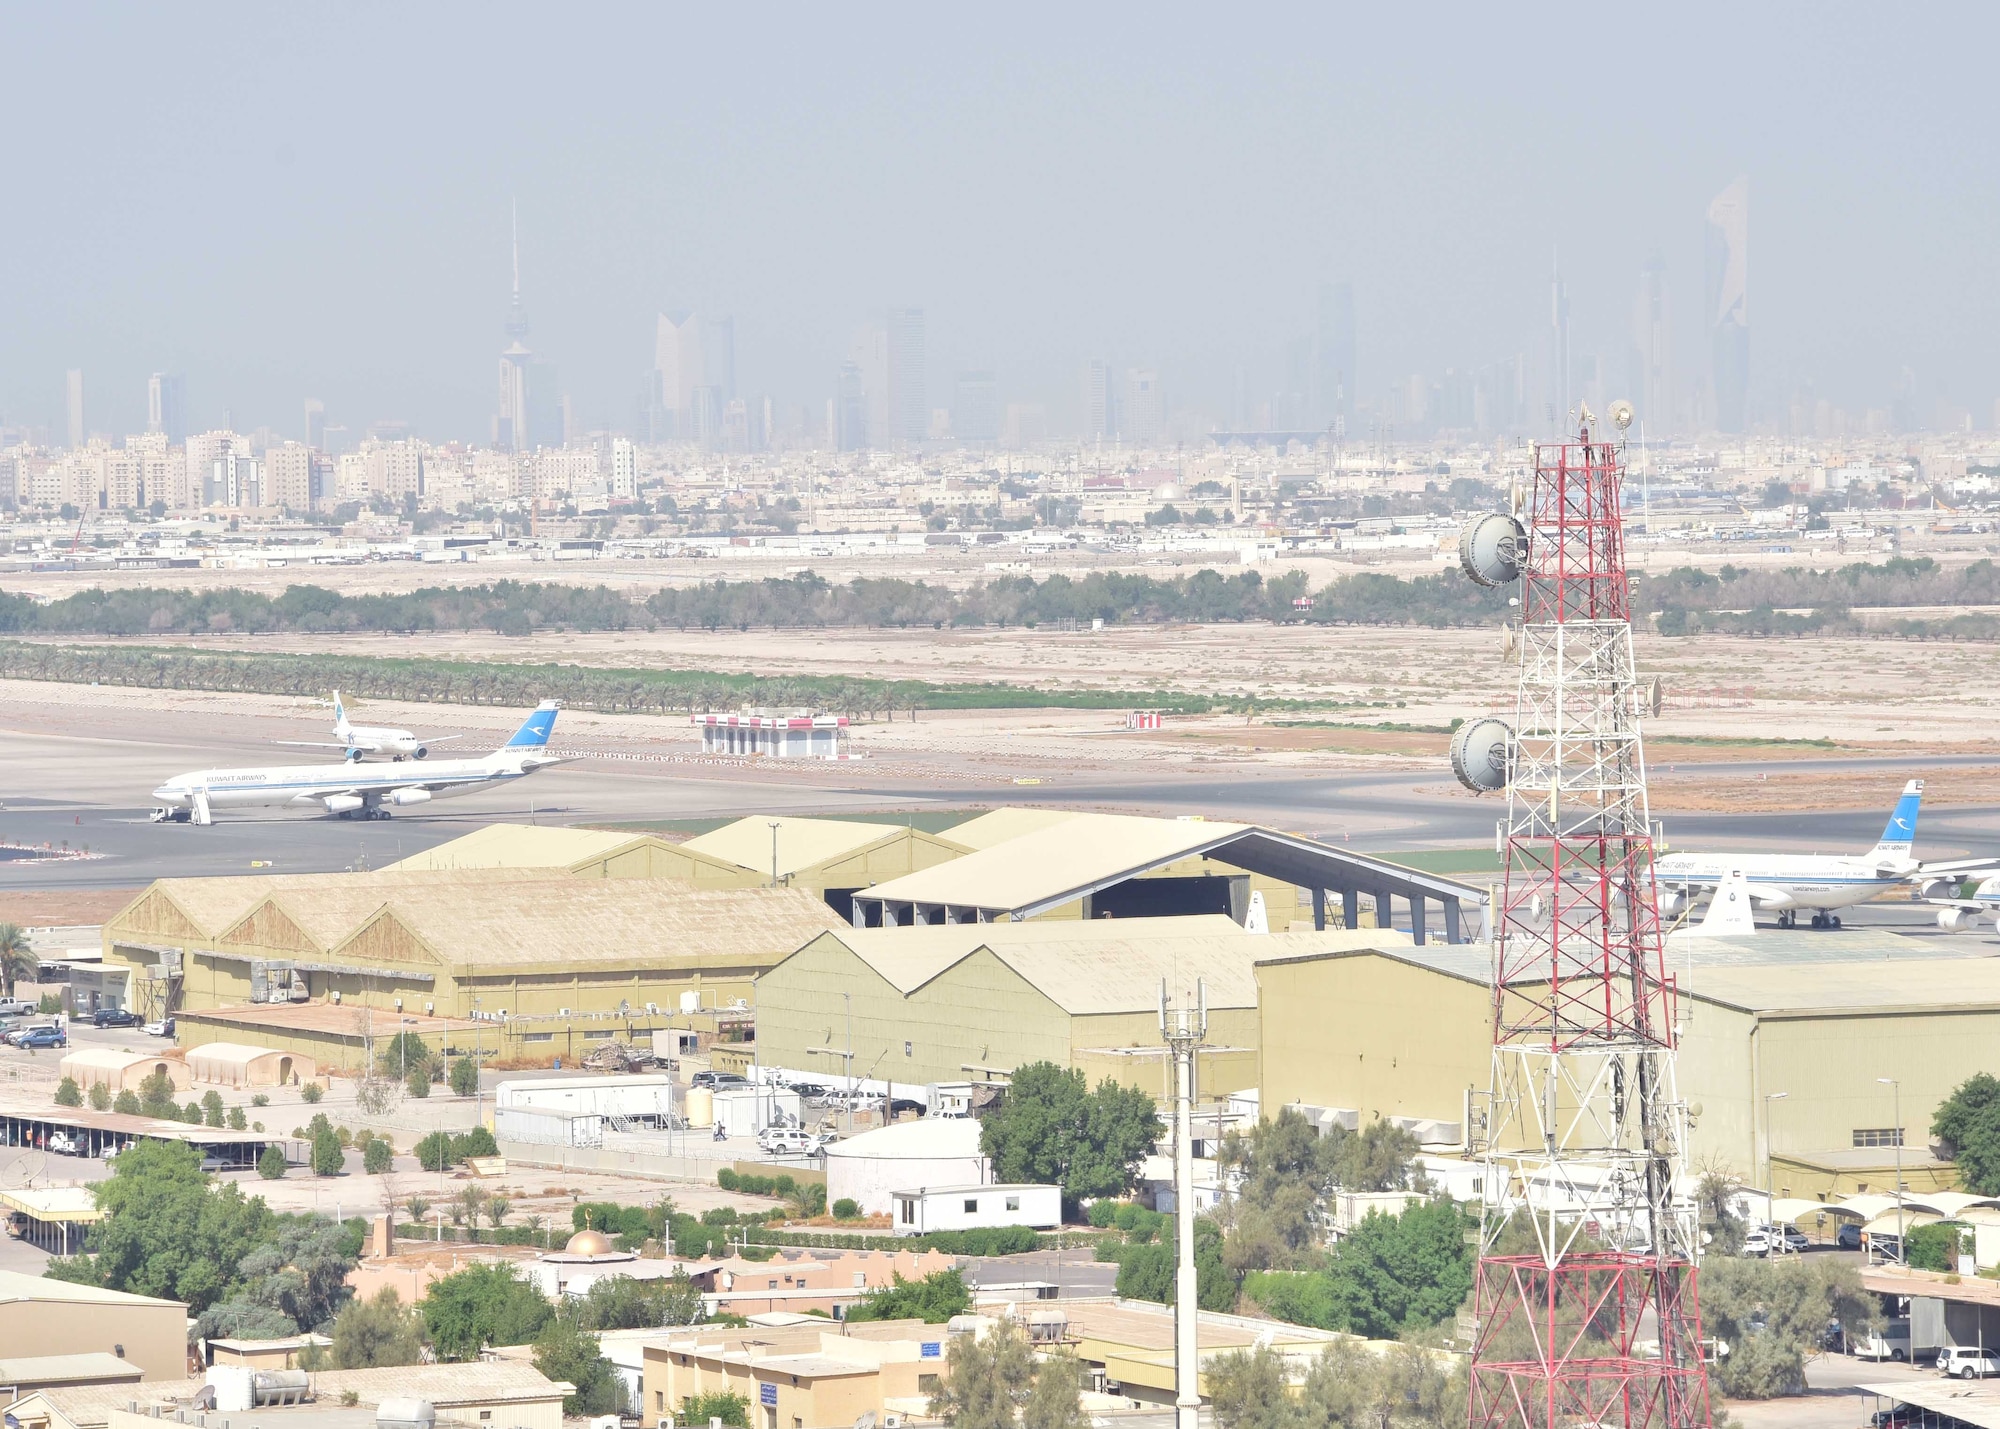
[[207, 1366, 254, 1413], [685, 1085, 714, 1128], [377, 1398, 436, 1429], [251, 1370, 310, 1406]]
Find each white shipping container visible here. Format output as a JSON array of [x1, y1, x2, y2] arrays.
[[891, 1183, 1060, 1236]]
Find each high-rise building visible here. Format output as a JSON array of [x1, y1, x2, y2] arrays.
[[954, 372, 999, 445], [836, 359, 868, 452], [1316, 282, 1355, 427], [610, 438, 637, 499], [654, 312, 736, 446], [1549, 258, 1571, 427], [147, 373, 187, 446], [1629, 256, 1673, 433], [1122, 369, 1162, 443], [265, 442, 331, 512], [496, 206, 557, 452], [1706, 176, 1749, 433], [304, 399, 325, 451], [1084, 359, 1112, 440], [65, 369, 84, 450], [885, 308, 926, 446]]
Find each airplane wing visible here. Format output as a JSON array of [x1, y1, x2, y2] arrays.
[[1917, 858, 2000, 877], [422, 735, 463, 744], [275, 740, 357, 750]]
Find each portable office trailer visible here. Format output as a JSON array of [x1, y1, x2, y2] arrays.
[[494, 1075, 677, 1122], [891, 1183, 1060, 1236]]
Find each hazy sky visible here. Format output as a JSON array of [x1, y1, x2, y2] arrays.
[[4, 4, 1996, 442]]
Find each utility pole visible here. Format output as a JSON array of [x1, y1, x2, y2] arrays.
[[769, 821, 781, 888], [1160, 979, 1208, 1429], [1879, 1077, 1904, 1257]]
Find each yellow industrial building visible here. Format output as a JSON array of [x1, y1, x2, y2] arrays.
[[101, 866, 845, 1069], [757, 915, 1411, 1095], [1255, 934, 2000, 1199]]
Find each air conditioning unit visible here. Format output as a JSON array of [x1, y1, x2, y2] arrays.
[[644, 1002, 659, 1015], [558, 1008, 572, 1019]]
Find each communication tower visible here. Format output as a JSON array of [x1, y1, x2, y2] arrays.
[[1451, 403, 1713, 1429]]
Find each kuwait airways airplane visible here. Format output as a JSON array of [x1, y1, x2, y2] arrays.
[[1653, 779, 1995, 929], [151, 701, 564, 825], [276, 691, 462, 762]]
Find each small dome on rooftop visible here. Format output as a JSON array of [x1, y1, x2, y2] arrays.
[[564, 1228, 616, 1257]]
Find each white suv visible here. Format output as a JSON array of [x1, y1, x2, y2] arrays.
[[1938, 1346, 2000, 1379]]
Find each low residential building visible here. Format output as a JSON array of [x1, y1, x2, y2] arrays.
[[204, 1335, 332, 1371], [891, 1183, 1060, 1236], [703, 1247, 955, 1318], [301, 1362, 570, 1429], [825, 1118, 988, 1218], [0, 1354, 144, 1396], [640, 1319, 941, 1429]]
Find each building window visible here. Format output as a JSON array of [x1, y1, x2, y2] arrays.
[[1005, 1196, 1020, 1211], [919, 1375, 941, 1396], [479, 1415, 492, 1423], [964, 1199, 978, 1213], [1853, 1128, 1904, 1149], [905, 1041, 913, 1057], [657, 1394, 665, 1411], [900, 1200, 914, 1225], [521, 1032, 554, 1043]]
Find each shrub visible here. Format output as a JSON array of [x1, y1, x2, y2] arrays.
[[259, 1144, 289, 1179], [301, 1082, 324, 1104], [680, 1393, 749, 1428], [54, 1077, 82, 1107], [87, 1081, 111, 1111], [202, 1090, 225, 1128], [37, 994, 60, 1014], [113, 1088, 140, 1115], [251, 1092, 270, 1107], [363, 1138, 394, 1175], [415, 1131, 455, 1172], [458, 1125, 497, 1159], [227, 1106, 247, 1131], [311, 1127, 345, 1176], [406, 1067, 431, 1099], [832, 1198, 861, 1220], [450, 1057, 479, 1098], [182, 1101, 204, 1124]]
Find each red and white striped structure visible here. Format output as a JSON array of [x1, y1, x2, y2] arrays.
[[694, 713, 851, 759], [1468, 425, 1712, 1429]]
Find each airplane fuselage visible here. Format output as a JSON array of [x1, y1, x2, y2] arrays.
[[1652, 852, 1911, 914]]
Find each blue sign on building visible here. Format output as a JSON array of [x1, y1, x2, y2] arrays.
[[760, 1383, 778, 1408], [921, 1341, 942, 1359]]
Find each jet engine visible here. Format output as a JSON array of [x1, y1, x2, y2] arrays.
[[324, 794, 365, 814], [1657, 887, 1688, 919], [345, 747, 365, 763], [1938, 906, 1978, 933], [390, 787, 433, 806], [411, 745, 428, 760]]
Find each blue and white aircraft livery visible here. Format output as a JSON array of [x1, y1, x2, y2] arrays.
[[152, 701, 564, 824], [276, 690, 462, 762], [1653, 779, 1996, 929]]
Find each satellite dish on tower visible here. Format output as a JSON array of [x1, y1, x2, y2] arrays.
[[1450, 716, 1516, 794], [1458, 513, 1527, 587], [1610, 399, 1636, 432]]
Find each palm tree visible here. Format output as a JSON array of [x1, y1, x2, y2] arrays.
[[0, 925, 35, 1001]]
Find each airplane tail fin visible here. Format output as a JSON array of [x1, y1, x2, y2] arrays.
[[1691, 869, 1756, 937], [1869, 779, 1924, 863], [332, 690, 349, 734], [501, 700, 560, 750]]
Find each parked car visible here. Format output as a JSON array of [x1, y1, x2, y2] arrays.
[[46, 1132, 80, 1156], [0, 998, 39, 1018], [757, 1126, 825, 1156], [142, 1018, 175, 1038], [11, 1025, 65, 1049], [1837, 1222, 1863, 1251], [1761, 1223, 1809, 1253], [691, 1070, 748, 1090], [91, 1007, 142, 1029], [1940, 1346, 2000, 1379]]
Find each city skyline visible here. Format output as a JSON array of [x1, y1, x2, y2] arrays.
[[3, 7, 1996, 444]]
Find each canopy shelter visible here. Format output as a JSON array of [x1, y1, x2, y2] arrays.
[[849, 813, 1486, 946]]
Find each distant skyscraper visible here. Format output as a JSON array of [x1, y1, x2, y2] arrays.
[[655, 311, 736, 446], [1122, 369, 1162, 443], [954, 372, 999, 445], [1316, 282, 1355, 427], [1706, 176, 1749, 433], [1084, 359, 1112, 439], [147, 373, 187, 446], [65, 369, 84, 449], [1629, 256, 1673, 432], [495, 204, 559, 452], [836, 358, 868, 451], [304, 398, 325, 451], [885, 308, 926, 445], [1549, 258, 1571, 427]]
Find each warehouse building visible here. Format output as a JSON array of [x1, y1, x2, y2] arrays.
[[0, 1269, 187, 1382], [101, 868, 845, 1068], [387, 817, 967, 921], [849, 810, 1483, 944], [1255, 930, 2000, 1198], [56, 1049, 188, 1096], [758, 913, 1411, 1096]]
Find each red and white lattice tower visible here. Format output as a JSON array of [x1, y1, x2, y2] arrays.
[[1465, 422, 1713, 1429]]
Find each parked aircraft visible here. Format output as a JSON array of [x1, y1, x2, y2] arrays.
[[277, 691, 460, 761]]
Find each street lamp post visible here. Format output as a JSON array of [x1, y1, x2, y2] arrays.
[[768, 822, 781, 888], [1878, 1077, 1904, 1259]]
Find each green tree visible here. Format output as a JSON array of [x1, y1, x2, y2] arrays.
[[42, 1140, 275, 1313], [88, 1080, 112, 1112], [1206, 1345, 1297, 1429], [930, 1318, 1033, 1429], [846, 1269, 972, 1324], [980, 1062, 1161, 1204], [571, 1269, 706, 1330], [311, 1125, 345, 1177], [533, 1315, 625, 1416], [137, 1068, 179, 1118], [259, 1144, 289, 1179], [415, 1130, 455, 1172], [1239, 1199, 1472, 1339], [1111, 1218, 1236, 1312], [113, 1088, 140, 1115], [406, 1066, 431, 1099], [459, 1125, 498, 1159], [198, 1217, 359, 1338], [203, 1090, 226, 1127], [331, 1286, 426, 1368], [1021, 1350, 1089, 1429], [380, 1032, 438, 1085], [0, 923, 35, 999], [1702, 1256, 1880, 1399], [301, 1081, 323, 1104], [680, 1393, 748, 1428], [421, 1263, 553, 1360], [227, 1105, 248, 1131], [450, 1057, 480, 1097], [54, 1077, 82, 1107], [1934, 1073, 2000, 1194], [363, 1138, 393, 1175]]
